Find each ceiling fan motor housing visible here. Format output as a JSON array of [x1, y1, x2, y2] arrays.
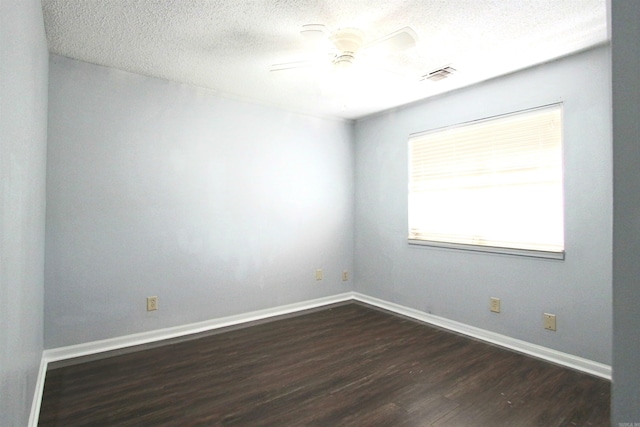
[[330, 28, 363, 52], [329, 28, 364, 68]]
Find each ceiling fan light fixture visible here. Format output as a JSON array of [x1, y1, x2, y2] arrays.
[[333, 52, 356, 69]]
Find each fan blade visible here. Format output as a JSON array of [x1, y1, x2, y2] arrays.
[[300, 24, 329, 38], [363, 26, 418, 53], [270, 51, 336, 72], [300, 24, 333, 50], [270, 60, 316, 72]]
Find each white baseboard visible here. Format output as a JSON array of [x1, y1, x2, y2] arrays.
[[28, 355, 48, 427], [42, 293, 353, 363], [352, 292, 612, 380], [31, 291, 610, 426]]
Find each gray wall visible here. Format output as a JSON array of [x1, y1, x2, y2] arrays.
[[45, 55, 354, 348], [354, 46, 612, 364], [611, 0, 640, 423], [0, 0, 48, 425], [3, 2, 635, 421]]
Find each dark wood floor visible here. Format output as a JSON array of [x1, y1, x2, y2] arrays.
[[38, 303, 610, 426]]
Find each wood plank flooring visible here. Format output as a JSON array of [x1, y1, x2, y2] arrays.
[[38, 303, 610, 426]]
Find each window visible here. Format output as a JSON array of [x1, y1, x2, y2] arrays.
[[408, 104, 564, 259]]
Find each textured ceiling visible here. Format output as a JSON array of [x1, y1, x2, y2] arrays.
[[41, 0, 608, 120]]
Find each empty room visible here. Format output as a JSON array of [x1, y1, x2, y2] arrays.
[[2, 0, 640, 426]]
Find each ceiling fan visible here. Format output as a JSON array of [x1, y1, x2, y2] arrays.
[[270, 24, 418, 73]]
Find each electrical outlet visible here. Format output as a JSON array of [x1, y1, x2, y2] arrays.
[[342, 271, 349, 281], [490, 297, 501, 313], [315, 269, 323, 281], [544, 313, 557, 331], [147, 296, 158, 311]]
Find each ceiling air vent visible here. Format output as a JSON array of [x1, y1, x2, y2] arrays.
[[422, 66, 456, 82]]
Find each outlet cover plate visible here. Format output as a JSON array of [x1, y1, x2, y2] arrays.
[[490, 297, 501, 313], [147, 296, 158, 311], [544, 313, 557, 331]]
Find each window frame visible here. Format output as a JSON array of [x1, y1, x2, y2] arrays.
[[407, 103, 566, 260]]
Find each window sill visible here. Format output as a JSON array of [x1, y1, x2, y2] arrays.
[[408, 239, 565, 260]]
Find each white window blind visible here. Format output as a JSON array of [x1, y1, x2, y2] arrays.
[[408, 104, 564, 257]]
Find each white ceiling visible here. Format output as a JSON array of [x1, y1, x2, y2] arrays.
[[41, 0, 608, 120]]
